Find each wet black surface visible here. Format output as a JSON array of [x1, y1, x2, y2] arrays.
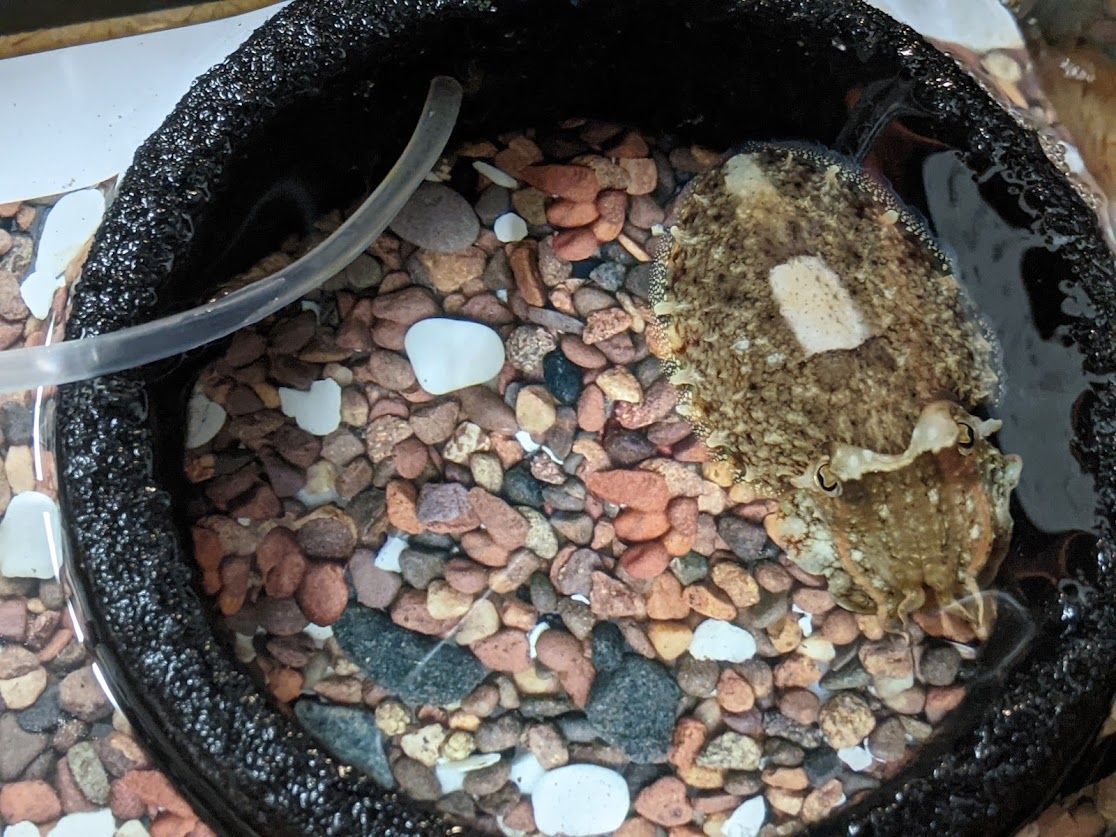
[[55, 0, 1116, 835]]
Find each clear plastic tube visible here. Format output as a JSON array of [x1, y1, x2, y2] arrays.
[[0, 75, 463, 393]]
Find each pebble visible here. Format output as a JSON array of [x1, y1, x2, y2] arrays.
[[436, 753, 502, 794], [515, 387, 558, 435], [389, 182, 480, 252], [595, 367, 643, 403], [0, 492, 63, 579], [717, 517, 768, 561], [393, 757, 442, 802], [39, 808, 115, 837], [586, 655, 679, 763], [819, 692, 877, 749], [473, 160, 519, 189], [0, 668, 47, 710], [503, 467, 544, 508], [542, 350, 582, 406], [722, 795, 767, 837], [689, 620, 757, 663], [531, 764, 630, 836], [34, 189, 105, 280], [59, 667, 111, 722], [404, 318, 505, 395], [584, 469, 669, 513], [186, 391, 227, 449], [0, 780, 60, 823], [332, 607, 488, 705], [634, 776, 693, 827], [278, 379, 342, 436], [470, 630, 531, 673], [493, 213, 529, 243]]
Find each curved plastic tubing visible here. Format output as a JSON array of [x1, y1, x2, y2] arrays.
[[0, 75, 463, 393]]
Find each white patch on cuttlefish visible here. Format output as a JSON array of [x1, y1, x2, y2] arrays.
[[768, 255, 872, 356]]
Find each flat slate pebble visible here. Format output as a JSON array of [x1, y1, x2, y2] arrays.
[[294, 700, 395, 789], [332, 607, 488, 705]]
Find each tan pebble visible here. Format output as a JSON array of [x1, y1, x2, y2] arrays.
[[469, 453, 504, 493], [646, 573, 691, 620], [676, 764, 725, 790], [454, 599, 501, 645], [763, 767, 810, 792], [635, 777, 694, 827], [684, 585, 737, 621], [547, 199, 600, 228], [779, 688, 821, 726], [799, 635, 836, 663], [401, 723, 447, 767], [391, 589, 458, 636], [715, 669, 755, 713], [669, 717, 708, 771], [883, 686, 926, 716], [773, 653, 823, 691], [417, 247, 486, 293], [620, 157, 659, 195], [819, 692, 876, 749], [585, 468, 670, 512], [821, 608, 860, 645], [442, 421, 490, 464], [5, 446, 35, 493], [647, 621, 693, 662], [753, 562, 793, 593], [425, 580, 474, 620], [620, 540, 672, 579], [702, 460, 736, 488], [663, 497, 699, 556], [448, 711, 481, 732], [767, 614, 804, 654], [596, 366, 643, 403], [802, 779, 846, 824], [710, 562, 761, 608], [519, 164, 601, 202], [552, 227, 600, 261], [516, 386, 557, 435], [0, 667, 47, 709], [765, 787, 805, 817], [314, 677, 362, 704], [856, 613, 887, 641], [470, 629, 531, 673], [513, 664, 562, 695], [695, 480, 725, 514], [583, 307, 633, 345], [792, 587, 835, 614], [499, 599, 538, 631]]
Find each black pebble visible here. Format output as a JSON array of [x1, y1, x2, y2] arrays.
[[591, 622, 627, 674], [17, 682, 60, 733], [543, 350, 583, 406], [503, 464, 545, 508]]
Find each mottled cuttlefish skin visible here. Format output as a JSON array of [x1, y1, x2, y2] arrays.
[[648, 144, 1023, 627]]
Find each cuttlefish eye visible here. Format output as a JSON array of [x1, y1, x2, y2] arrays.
[[956, 420, 977, 455], [815, 461, 842, 496]]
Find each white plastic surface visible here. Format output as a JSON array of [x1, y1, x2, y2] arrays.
[[0, 2, 291, 203]]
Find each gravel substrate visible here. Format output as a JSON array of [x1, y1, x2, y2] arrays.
[[181, 120, 983, 837]]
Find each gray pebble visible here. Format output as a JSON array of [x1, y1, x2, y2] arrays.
[[0, 402, 33, 446], [723, 771, 763, 796], [589, 261, 627, 292], [389, 182, 480, 252], [868, 717, 908, 763], [475, 714, 523, 753], [519, 697, 576, 719], [625, 263, 655, 299], [482, 248, 514, 291], [16, 681, 60, 733], [436, 791, 477, 820], [555, 714, 601, 744], [66, 741, 110, 804], [552, 511, 593, 546], [476, 782, 521, 816], [529, 573, 559, 614], [765, 737, 805, 767], [675, 654, 720, 698], [542, 481, 586, 512], [763, 711, 824, 749], [399, 546, 447, 590], [0, 714, 47, 780], [919, 646, 962, 687], [295, 701, 395, 789], [332, 607, 487, 705], [463, 759, 511, 796], [586, 656, 680, 763], [718, 517, 768, 562], [600, 241, 637, 266], [475, 185, 512, 227], [841, 771, 881, 795], [803, 747, 842, 785], [525, 307, 585, 335], [669, 553, 708, 586], [557, 598, 595, 641], [603, 428, 656, 467], [591, 623, 627, 674], [392, 756, 442, 801], [821, 660, 871, 691]]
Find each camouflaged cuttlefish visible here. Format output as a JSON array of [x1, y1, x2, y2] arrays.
[[648, 144, 1023, 629]]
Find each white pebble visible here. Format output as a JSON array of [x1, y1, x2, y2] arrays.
[[532, 764, 629, 837], [863, 0, 1023, 50], [793, 604, 814, 637], [278, 379, 342, 435], [114, 821, 151, 837], [838, 744, 874, 770], [0, 491, 63, 579], [723, 796, 767, 837], [526, 622, 549, 659], [4, 823, 40, 837], [374, 535, 408, 573], [434, 752, 501, 794], [186, 390, 227, 448], [473, 160, 518, 188], [404, 318, 505, 396], [689, 619, 757, 662], [509, 751, 547, 795], [302, 623, 334, 643], [493, 212, 528, 243], [48, 808, 116, 837], [19, 269, 65, 320], [515, 430, 541, 453], [34, 189, 106, 279]]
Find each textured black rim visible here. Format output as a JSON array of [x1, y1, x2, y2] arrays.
[[55, 1, 1116, 836]]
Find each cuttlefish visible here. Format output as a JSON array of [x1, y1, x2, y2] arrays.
[[648, 144, 1022, 630]]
